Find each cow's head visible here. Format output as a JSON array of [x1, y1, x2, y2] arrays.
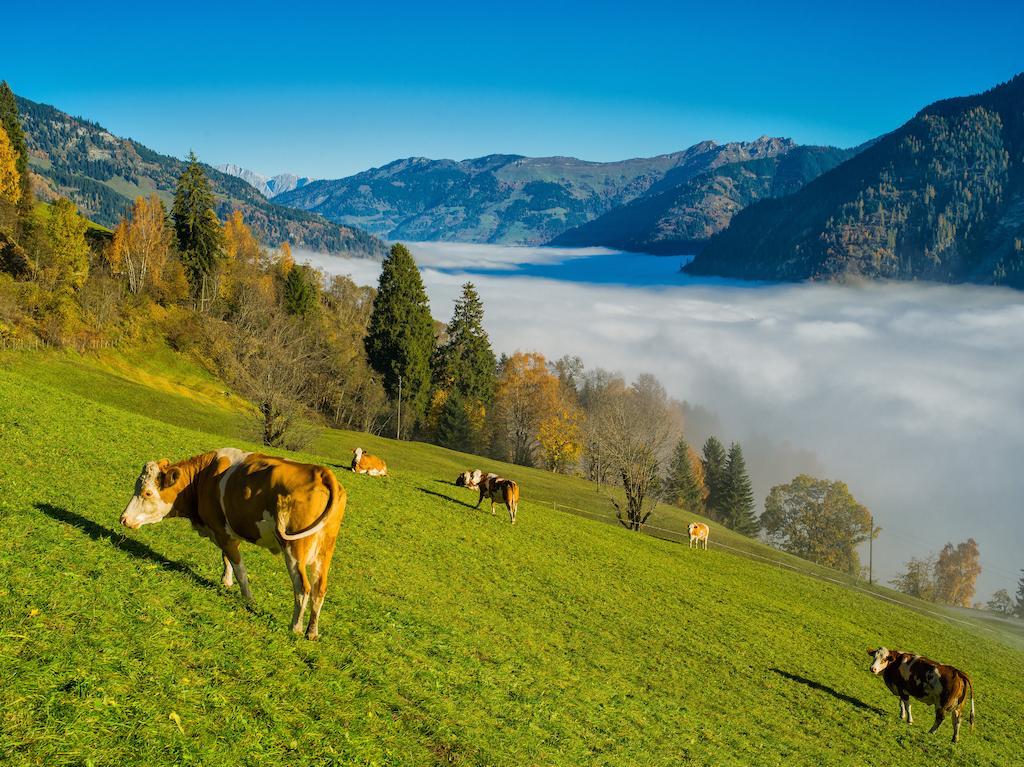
[[455, 470, 481, 488], [120, 459, 184, 529], [352, 448, 363, 466], [867, 647, 895, 675]]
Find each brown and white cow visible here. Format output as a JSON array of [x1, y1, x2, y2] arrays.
[[351, 447, 387, 476], [120, 448, 346, 640], [455, 469, 519, 524], [688, 522, 709, 550], [867, 647, 975, 742]]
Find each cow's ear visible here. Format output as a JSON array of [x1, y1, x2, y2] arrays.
[[867, 648, 877, 657], [161, 467, 182, 489], [157, 458, 170, 470]]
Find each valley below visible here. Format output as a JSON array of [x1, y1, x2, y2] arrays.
[[300, 243, 1024, 598]]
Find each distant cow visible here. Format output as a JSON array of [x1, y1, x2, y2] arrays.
[[867, 647, 975, 742], [120, 449, 346, 640], [455, 469, 519, 524], [688, 522, 709, 550], [351, 448, 387, 476]]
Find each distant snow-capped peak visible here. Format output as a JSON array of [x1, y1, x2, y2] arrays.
[[216, 163, 315, 198]]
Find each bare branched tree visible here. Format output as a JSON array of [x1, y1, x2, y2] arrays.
[[592, 374, 679, 530], [217, 286, 323, 448]]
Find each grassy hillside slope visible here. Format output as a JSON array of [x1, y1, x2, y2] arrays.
[[1, 350, 1021, 766]]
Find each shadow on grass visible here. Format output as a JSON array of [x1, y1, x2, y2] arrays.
[[35, 502, 220, 590], [769, 668, 885, 714], [418, 487, 479, 510]]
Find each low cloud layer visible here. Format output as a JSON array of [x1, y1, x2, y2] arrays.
[[300, 245, 1024, 599]]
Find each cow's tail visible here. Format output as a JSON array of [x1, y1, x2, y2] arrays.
[[507, 481, 519, 524], [277, 468, 341, 542], [966, 674, 975, 730]]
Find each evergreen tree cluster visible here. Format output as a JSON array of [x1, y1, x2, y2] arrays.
[[697, 437, 757, 534]]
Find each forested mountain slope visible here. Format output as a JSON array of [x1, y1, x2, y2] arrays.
[[550, 145, 855, 254], [16, 96, 386, 257], [687, 74, 1024, 287]]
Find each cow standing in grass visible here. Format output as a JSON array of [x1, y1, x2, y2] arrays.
[[867, 647, 975, 742], [688, 522, 709, 550], [120, 449, 346, 640], [455, 469, 519, 524], [351, 447, 387, 476]]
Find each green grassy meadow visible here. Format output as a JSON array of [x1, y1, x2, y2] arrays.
[[1, 349, 1022, 766]]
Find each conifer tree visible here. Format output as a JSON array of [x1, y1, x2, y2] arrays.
[[435, 390, 474, 452], [1014, 571, 1024, 619], [722, 442, 758, 535], [365, 243, 434, 434], [283, 264, 317, 316], [702, 436, 728, 521], [665, 438, 703, 513], [434, 282, 497, 403], [172, 152, 224, 304]]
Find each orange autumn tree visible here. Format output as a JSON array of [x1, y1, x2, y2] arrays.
[[108, 195, 171, 295], [493, 352, 567, 466], [221, 210, 265, 300], [0, 124, 21, 206]]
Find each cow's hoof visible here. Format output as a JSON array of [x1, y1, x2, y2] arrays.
[[305, 630, 319, 641]]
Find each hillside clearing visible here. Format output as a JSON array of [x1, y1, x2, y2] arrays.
[[1, 349, 1022, 766]]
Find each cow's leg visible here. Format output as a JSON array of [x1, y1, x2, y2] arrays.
[[929, 707, 944, 734], [491, 499, 497, 516], [951, 710, 961, 743], [222, 539, 252, 602], [221, 552, 234, 588], [906, 701, 913, 724], [476, 488, 484, 509], [305, 535, 337, 641], [284, 544, 311, 635], [508, 501, 516, 524]]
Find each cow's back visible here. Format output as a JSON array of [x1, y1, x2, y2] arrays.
[[221, 455, 335, 544]]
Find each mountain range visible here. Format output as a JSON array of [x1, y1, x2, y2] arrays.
[[687, 73, 1024, 288], [17, 97, 386, 258], [273, 138, 815, 246], [215, 164, 315, 198], [550, 144, 857, 253]]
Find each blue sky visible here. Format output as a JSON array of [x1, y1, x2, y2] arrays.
[[4, 0, 1022, 178]]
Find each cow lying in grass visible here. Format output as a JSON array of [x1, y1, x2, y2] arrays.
[[120, 449, 347, 640], [688, 522, 709, 550], [351, 447, 387, 476], [455, 470, 519, 524], [867, 647, 975, 742]]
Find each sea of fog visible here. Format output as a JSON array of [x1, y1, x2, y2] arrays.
[[296, 243, 1024, 600]]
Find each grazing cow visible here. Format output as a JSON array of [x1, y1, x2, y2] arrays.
[[351, 447, 387, 476], [455, 469, 519, 524], [688, 522, 709, 550], [867, 647, 975, 742], [120, 449, 346, 640]]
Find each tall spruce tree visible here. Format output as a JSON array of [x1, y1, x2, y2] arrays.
[[722, 442, 758, 535], [1015, 571, 1024, 619], [365, 243, 434, 435], [283, 264, 317, 316], [172, 152, 224, 303], [434, 282, 497, 403], [665, 438, 703, 513], [435, 390, 474, 452], [702, 436, 728, 521]]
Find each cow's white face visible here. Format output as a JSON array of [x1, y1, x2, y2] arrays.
[[353, 448, 363, 463], [120, 460, 180, 529], [868, 647, 893, 675], [455, 470, 481, 488]]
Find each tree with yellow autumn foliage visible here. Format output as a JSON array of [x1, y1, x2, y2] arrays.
[[45, 197, 90, 293], [0, 124, 22, 207], [108, 195, 171, 295], [492, 351, 564, 466], [537, 400, 584, 473]]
